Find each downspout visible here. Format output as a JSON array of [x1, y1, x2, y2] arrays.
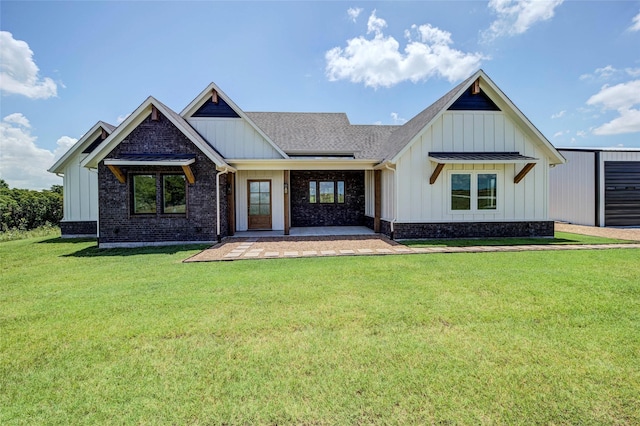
[[216, 167, 230, 243], [384, 163, 397, 240]]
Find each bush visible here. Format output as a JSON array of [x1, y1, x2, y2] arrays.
[[0, 179, 63, 232]]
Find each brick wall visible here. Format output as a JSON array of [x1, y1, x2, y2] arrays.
[[379, 220, 554, 239], [290, 171, 365, 227], [98, 112, 226, 245], [60, 221, 97, 237]]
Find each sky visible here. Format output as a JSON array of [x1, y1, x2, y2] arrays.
[[1, 0, 639, 190]]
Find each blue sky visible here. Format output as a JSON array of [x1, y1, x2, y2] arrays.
[[1, 0, 639, 189]]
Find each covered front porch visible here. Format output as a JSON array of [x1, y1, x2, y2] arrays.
[[227, 159, 386, 237]]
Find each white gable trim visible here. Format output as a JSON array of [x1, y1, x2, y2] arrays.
[[181, 82, 288, 159], [48, 121, 113, 174], [390, 70, 565, 166], [81, 97, 234, 171]]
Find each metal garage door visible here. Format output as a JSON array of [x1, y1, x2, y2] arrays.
[[604, 161, 640, 226]]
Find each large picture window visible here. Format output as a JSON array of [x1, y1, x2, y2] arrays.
[[133, 175, 157, 214], [309, 180, 345, 204], [450, 172, 498, 212], [132, 173, 187, 215]]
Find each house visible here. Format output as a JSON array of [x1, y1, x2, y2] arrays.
[[52, 70, 566, 248], [550, 148, 640, 227]]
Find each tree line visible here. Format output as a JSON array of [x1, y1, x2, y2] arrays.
[[0, 179, 63, 232]]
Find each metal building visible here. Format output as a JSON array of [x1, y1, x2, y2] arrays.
[[550, 148, 640, 227]]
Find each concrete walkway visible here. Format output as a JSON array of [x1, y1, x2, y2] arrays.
[[185, 235, 640, 262]]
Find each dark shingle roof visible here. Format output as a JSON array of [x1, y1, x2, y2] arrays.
[[245, 112, 400, 159], [244, 74, 476, 162]]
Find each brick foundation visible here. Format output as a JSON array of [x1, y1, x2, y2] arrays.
[[380, 220, 554, 239], [60, 221, 97, 237]]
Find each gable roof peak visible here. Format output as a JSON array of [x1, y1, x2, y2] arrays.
[[81, 95, 232, 170], [48, 120, 116, 174]]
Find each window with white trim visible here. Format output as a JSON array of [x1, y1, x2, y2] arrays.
[[450, 172, 498, 212]]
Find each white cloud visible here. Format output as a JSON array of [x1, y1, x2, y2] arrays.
[[325, 11, 485, 88], [390, 112, 407, 125], [484, 0, 564, 40], [626, 67, 640, 77], [587, 79, 640, 135], [630, 11, 640, 31], [347, 7, 363, 23], [551, 110, 566, 119], [552, 131, 564, 138], [576, 130, 587, 138], [0, 31, 58, 99], [3, 112, 31, 127], [53, 136, 78, 161], [0, 113, 76, 190], [366, 9, 387, 35]]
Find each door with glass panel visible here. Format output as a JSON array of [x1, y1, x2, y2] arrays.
[[247, 180, 272, 229]]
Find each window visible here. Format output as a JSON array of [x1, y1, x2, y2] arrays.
[[337, 181, 345, 203], [309, 180, 345, 204], [451, 174, 471, 210], [133, 175, 157, 214], [450, 172, 498, 212], [132, 173, 187, 215], [477, 173, 497, 210], [319, 181, 334, 203], [163, 175, 186, 214], [309, 181, 317, 203]]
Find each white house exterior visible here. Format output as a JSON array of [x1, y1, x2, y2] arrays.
[[52, 70, 566, 247], [550, 148, 640, 227], [48, 121, 115, 237]]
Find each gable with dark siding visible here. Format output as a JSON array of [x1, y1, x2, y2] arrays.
[[448, 87, 500, 111], [192, 97, 240, 118]]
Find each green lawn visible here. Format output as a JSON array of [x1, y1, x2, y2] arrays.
[[1, 237, 639, 424], [403, 231, 631, 247]]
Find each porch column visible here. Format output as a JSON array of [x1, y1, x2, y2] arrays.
[[284, 170, 290, 235], [374, 170, 381, 233]]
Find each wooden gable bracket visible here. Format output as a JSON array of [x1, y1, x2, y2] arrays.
[[107, 164, 126, 184], [151, 105, 159, 121], [514, 163, 536, 184], [429, 163, 445, 185], [101, 128, 108, 139], [471, 78, 480, 95], [181, 165, 195, 184], [211, 89, 219, 105]]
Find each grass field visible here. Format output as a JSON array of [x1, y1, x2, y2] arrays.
[[403, 231, 632, 247], [1, 237, 639, 424]]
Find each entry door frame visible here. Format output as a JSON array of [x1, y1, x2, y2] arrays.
[[247, 179, 272, 230]]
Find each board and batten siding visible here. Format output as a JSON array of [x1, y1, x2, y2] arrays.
[[381, 168, 396, 222], [364, 170, 374, 217], [62, 154, 98, 222], [187, 118, 283, 159], [235, 170, 285, 231], [395, 111, 549, 223], [549, 150, 596, 226]]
